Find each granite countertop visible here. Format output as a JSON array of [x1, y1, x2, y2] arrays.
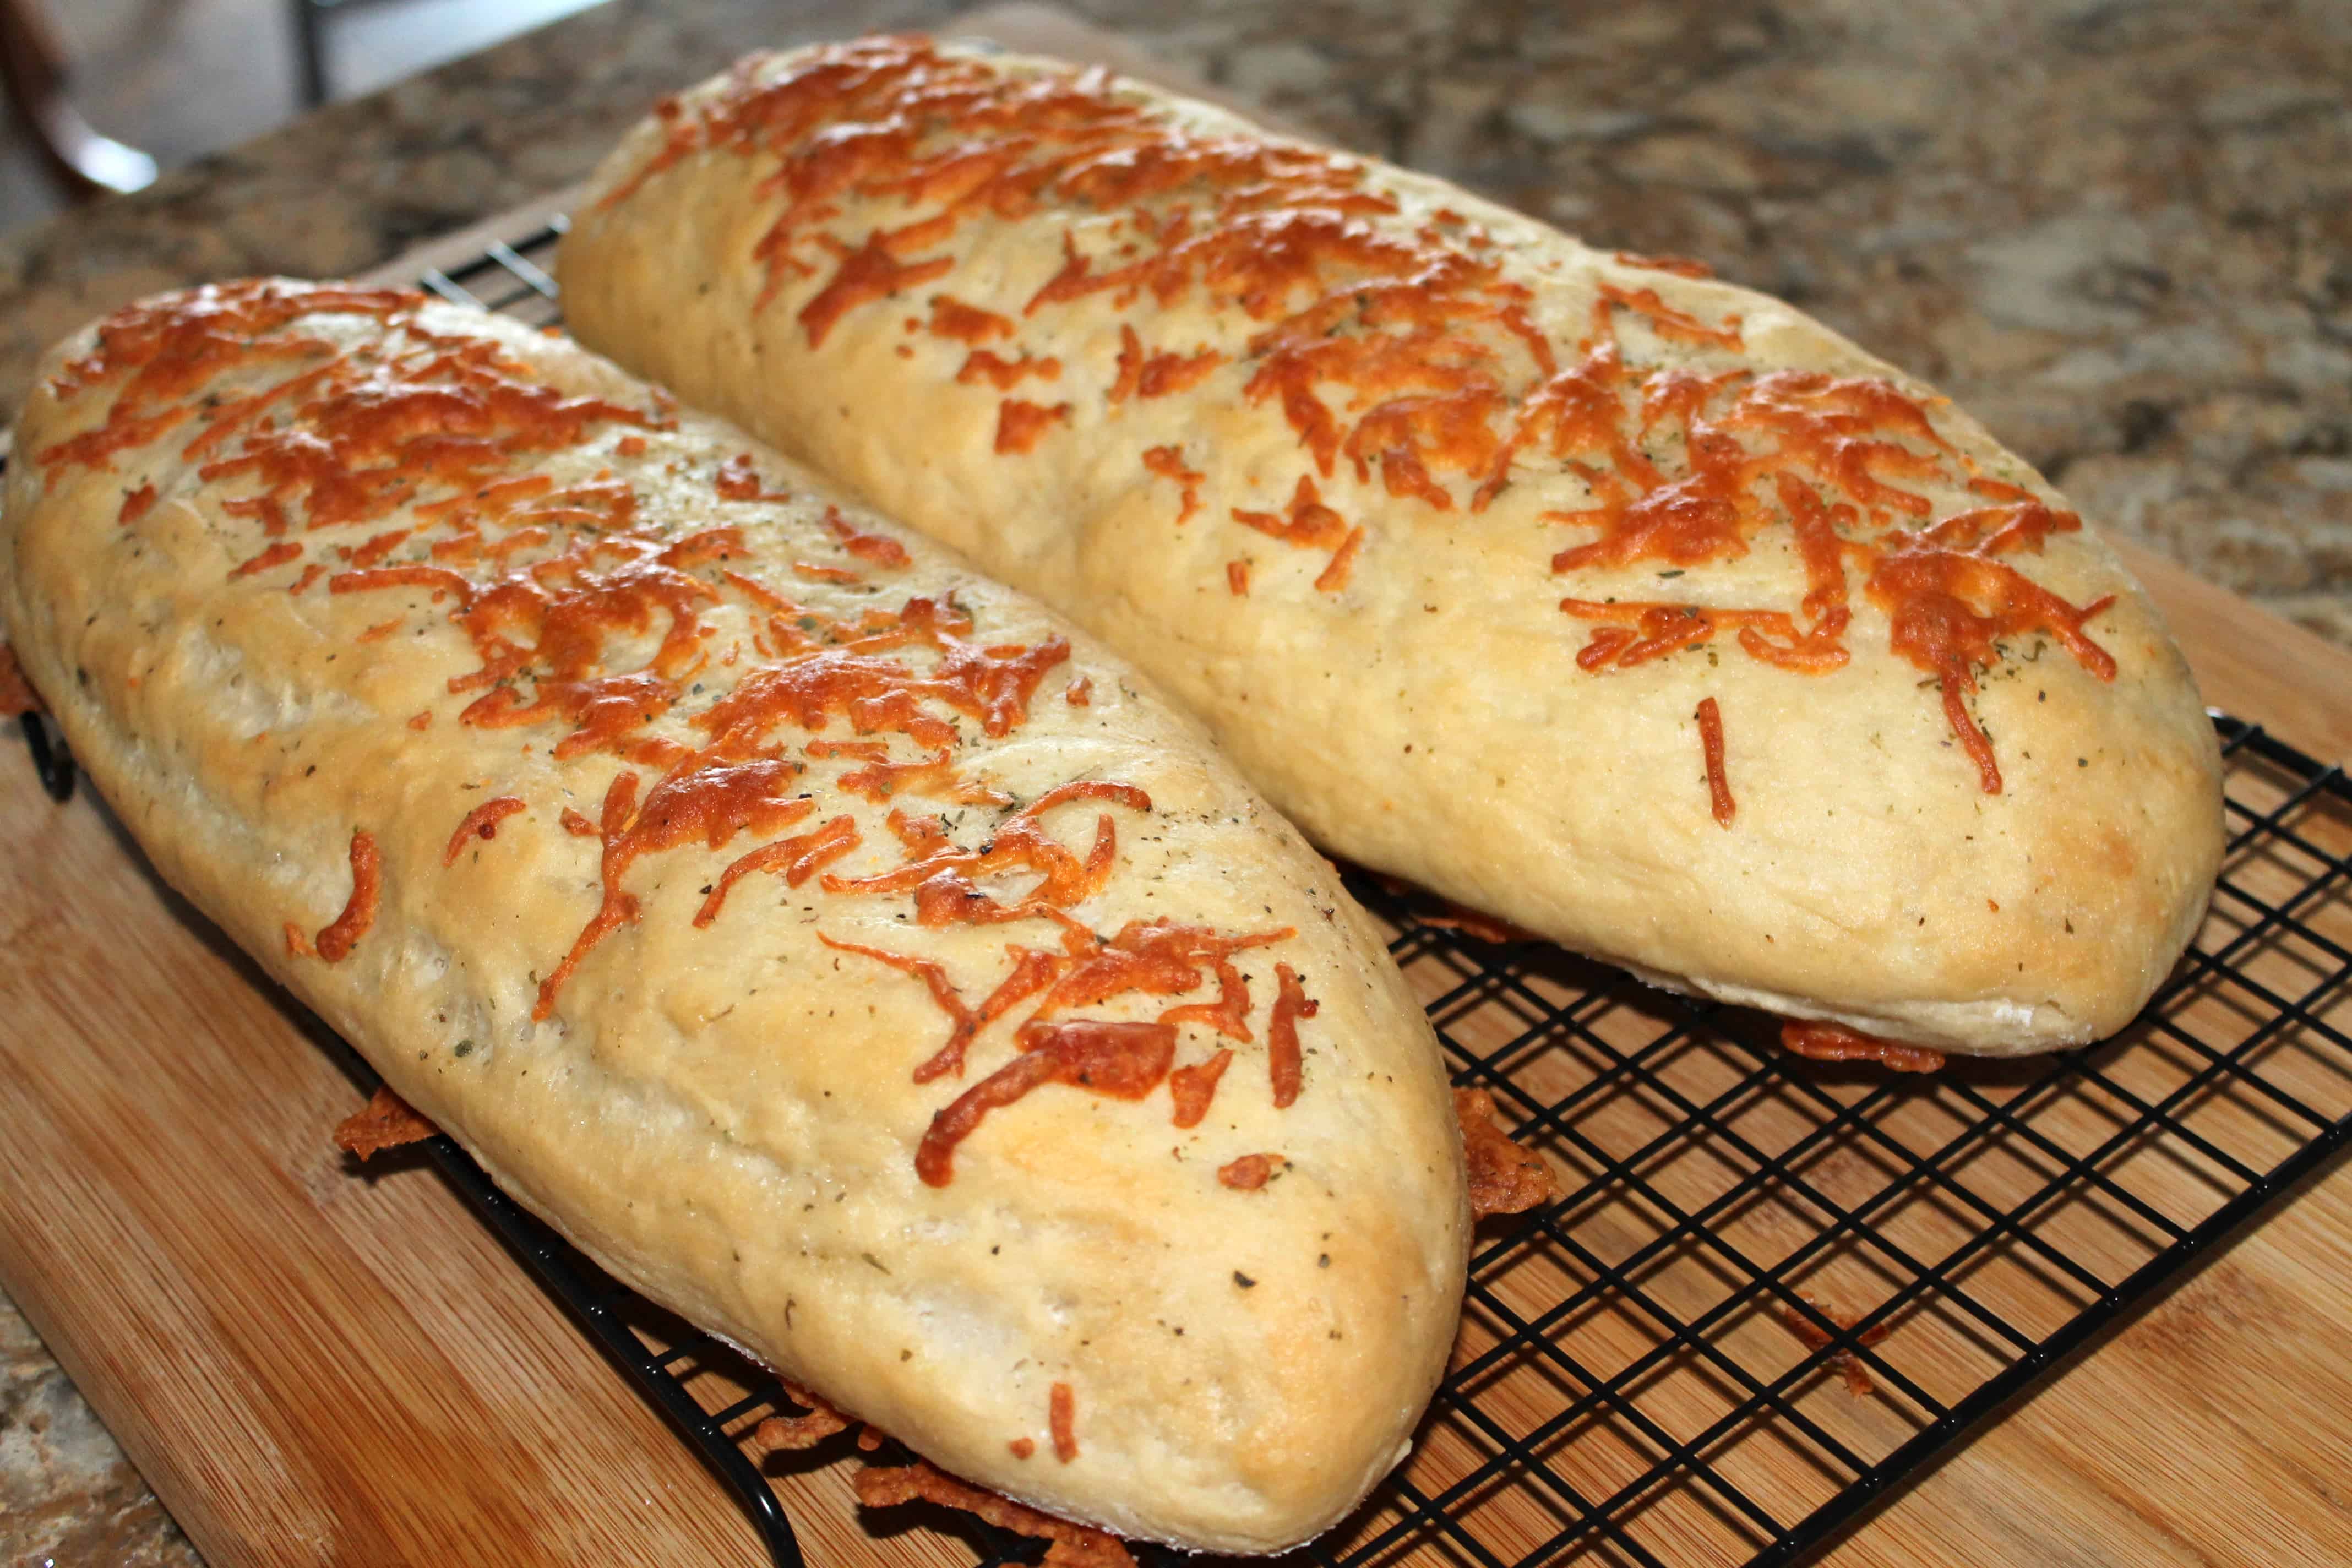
[[2, 0, 2346, 1561]]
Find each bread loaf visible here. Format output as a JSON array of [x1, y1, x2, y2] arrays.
[[0, 280, 1469, 1553], [559, 36, 2225, 1055]]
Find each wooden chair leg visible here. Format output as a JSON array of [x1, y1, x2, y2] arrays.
[[0, 0, 156, 199]]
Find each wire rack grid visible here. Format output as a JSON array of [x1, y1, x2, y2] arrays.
[[58, 225, 2352, 1568]]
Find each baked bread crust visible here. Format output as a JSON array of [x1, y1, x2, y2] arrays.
[[559, 37, 2225, 1054], [0, 281, 1468, 1553]]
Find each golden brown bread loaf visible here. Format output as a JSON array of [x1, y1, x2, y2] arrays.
[[0, 280, 1469, 1553], [558, 36, 2226, 1056]]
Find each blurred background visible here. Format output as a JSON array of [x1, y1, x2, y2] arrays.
[[0, 0, 597, 232]]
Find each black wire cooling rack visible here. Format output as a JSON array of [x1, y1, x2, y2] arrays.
[[35, 224, 2352, 1568]]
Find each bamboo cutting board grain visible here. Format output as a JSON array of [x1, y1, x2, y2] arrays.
[[4, 10, 2352, 1566]]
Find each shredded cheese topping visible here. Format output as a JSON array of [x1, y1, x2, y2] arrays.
[[607, 36, 2124, 798], [50, 280, 1321, 1179]]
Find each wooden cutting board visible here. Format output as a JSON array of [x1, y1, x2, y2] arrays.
[[4, 10, 2350, 1568]]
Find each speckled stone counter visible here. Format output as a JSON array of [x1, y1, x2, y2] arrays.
[[2, 0, 2346, 1560], [2, 1295, 200, 1566]]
